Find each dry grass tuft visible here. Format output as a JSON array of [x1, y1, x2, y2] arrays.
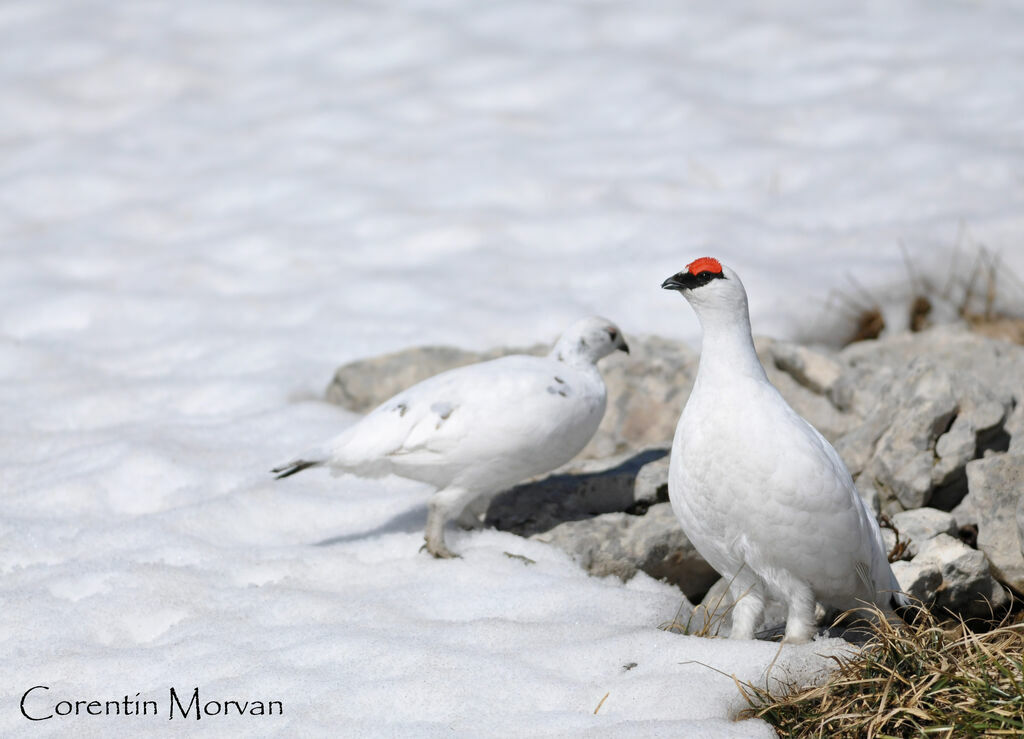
[[738, 606, 1024, 738], [834, 245, 1024, 346], [661, 572, 748, 638], [660, 591, 733, 638]]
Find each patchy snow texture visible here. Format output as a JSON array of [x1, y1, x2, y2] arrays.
[[2, 0, 1024, 735]]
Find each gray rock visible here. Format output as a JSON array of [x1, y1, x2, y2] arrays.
[[890, 507, 958, 558], [1008, 402, 1024, 454], [582, 336, 698, 458], [633, 454, 669, 504], [866, 361, 959, 509], [533, 503, 719, 599], [914, 534, 1008, 616], [834, 413, 891, 479], [855, 476, 881, 515], [837, 326, 1021, 511], [1018, 494, 1024, 567], [950, 493, 978, 530], [767, 339, 844, 395], [326, 344, 544, 413], [891, 559, 943, 604], [840, 324, 1024, 410], [967, 454, 1024, 591], [757, 337, 859, 442]]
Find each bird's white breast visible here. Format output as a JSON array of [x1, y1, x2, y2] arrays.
[[669, 378, 877, 604]]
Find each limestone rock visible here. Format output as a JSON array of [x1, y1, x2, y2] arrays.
[[914, 534, 1008, 616], [533, 503, 719, 599], [581, 336, 698, 458], [840, 323, 1024, 410], [767, 339, 844, 395], [756, 337, 859, 442], [836, 325, 1021, 511], [967, 454, 1024, 591], [891, 559, 943, 604], [1008, 401, 1024, 454], [633, 454, 669, 505], [889, 507, 958, 558], [866, 361, 959, 510]]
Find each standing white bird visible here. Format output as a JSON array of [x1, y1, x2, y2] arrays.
[[662, 257, 905, 643], [272, 316, 629, 559]]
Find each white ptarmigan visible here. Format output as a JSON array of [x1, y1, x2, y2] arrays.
[[662, 257, 905, 643], [272, 316, 629, 558]]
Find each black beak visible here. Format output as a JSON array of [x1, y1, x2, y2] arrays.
[[662, 272, 689, 291], [618, 340, 630, 354]]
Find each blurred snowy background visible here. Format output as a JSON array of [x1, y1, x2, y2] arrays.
[[2, 0, 1024, 735]]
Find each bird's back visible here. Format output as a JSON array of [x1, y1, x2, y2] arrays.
[[326, 353, 607, 491]]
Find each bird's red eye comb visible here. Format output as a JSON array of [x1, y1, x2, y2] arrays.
[[686, 257, 722, 275]]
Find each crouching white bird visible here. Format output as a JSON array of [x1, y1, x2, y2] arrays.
[[662, 257, 906, 643], [272, 316, 629, 558]]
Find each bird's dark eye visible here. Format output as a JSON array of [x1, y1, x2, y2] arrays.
[[694, 270, 725, 286], [607, 329, 617, 340]]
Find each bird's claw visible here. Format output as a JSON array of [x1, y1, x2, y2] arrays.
[[419, 543, 461, 559]]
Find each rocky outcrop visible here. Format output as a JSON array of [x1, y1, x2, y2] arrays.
[[891, 560, 943, 604], [884, 507, 959, 559], [533, 503, 720, 599], [913, 534, 1009, 617], [966, 454, 1024, 592]]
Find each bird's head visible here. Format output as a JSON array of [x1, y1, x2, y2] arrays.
[[552, 316, 629, 365], [661, 257, 748, 320]]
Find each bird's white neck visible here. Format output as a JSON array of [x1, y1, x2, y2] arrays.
[[550, 336, 598, 369], [692, 299, 768, 385], [550, 346, 598, 370]]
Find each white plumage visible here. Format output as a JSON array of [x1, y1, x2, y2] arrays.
[[273, 316, 628, 558], [662, 257, 905, 643]]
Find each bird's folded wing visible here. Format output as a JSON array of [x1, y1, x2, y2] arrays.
[[330, 357, 560, 466]]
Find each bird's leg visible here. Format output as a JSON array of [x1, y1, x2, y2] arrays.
[[728, 574, 765, 640], [454, 495, 489, 530], [423, 487, 474, 559], [782, 581, 818, 644]]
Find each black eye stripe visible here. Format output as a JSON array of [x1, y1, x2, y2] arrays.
[[692, 270, 726, 286]]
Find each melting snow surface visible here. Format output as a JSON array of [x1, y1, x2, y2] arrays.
[[3, 0, 1024, 735]]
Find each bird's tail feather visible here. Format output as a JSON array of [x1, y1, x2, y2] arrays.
[[271, 458, 325, 479]]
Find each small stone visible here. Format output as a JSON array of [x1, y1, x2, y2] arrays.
[[890, 508, 958, 558], [891, 560, 943, 604], [633, 455, 669, 505], [967, 454, 1024, 591], [1007, 403, 1024, 454], [768, 340, 844, 395], [933, 416, 977, 484], [532, 503, 719, 599], [855, 476, 881, 515], [914, 534, 1008, 616]]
